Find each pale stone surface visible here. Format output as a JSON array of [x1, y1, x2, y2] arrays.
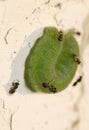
[[0, 0, 89, 130]]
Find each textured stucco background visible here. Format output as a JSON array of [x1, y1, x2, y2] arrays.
[[0, 0, 89, 130]]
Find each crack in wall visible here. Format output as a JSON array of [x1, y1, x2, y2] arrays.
[[44, 0, 50, 4], [32, 7, 40, 14], [0, 98, 19, 130], [9, 107, 19, 130], [10, 112, 15, 130], [2, 99, 6, 109], [53, 14, 60, 26], [4, 27, 13, 44], [70, 83, 85, 130], [0, 99, 11, 129]]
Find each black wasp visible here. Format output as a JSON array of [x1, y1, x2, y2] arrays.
[[73, 76, 82, 86]]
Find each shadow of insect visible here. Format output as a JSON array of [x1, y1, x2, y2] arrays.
[[54, 3, 62, 9]]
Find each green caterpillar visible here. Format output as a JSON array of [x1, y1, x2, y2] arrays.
[[24, 27, 79, 93]]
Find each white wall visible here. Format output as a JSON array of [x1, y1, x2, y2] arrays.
[[0, 0, 89, 130]]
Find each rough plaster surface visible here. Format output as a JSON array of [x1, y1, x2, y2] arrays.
[[0, 0, 89, 130]]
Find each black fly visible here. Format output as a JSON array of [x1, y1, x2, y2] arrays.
[[9, 81, 19, 94], [73, 76, 82, 86], [58, 30, 63, 41], [42, 82, 57, 93], [72, 53, 81, 64], [48, 85, 57, 93], [69, 29, 81, 36], [75, 31, 81, 36], [42, 82, 49, 88]]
